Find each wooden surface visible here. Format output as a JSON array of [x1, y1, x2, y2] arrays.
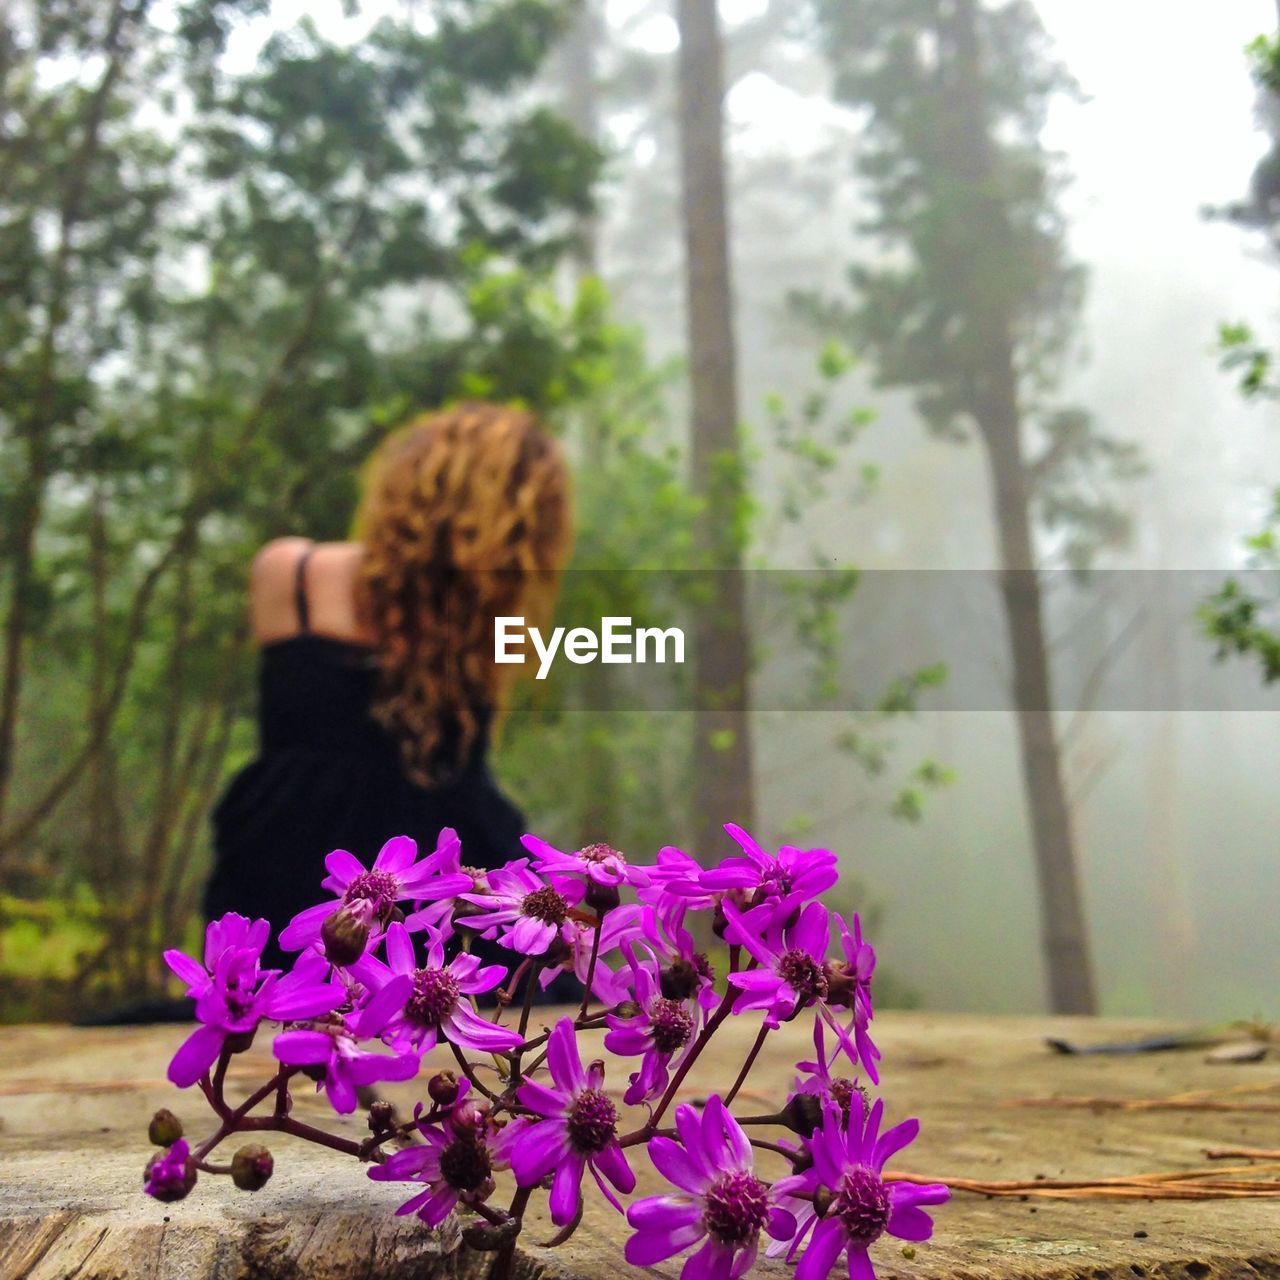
[[2, 1012, 1279, 1280]]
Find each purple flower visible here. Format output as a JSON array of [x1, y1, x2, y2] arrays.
[[278, 832, 472, 962], [350, 922, 520, 1056], [624, 1095, 795, 1279], [604, 953, 698, 1105], [507, 1018, 635, 1225], [793, 1019, 870, 1130], [144, 1139, 197, 1202], [164, 911, 269, 998], [367, 1079, 510, 1225], [700, 824, 838, 924], [825, 912, 880, 1084], [164, 928, 345, 1088], [770, 1099, 949, 1280], [459, 859, 585, 956], [272, 975, 420, 1114], [203, 913, 271, 970], [522, 834, 641, 890], [723, 897, 874, 1081], [723, 898, 828, 1026]]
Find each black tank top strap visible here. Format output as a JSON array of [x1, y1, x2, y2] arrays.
[[293, 544, 316, 634]]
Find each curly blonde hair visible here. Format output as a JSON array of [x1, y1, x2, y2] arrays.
[[354, 402, 571, 784]]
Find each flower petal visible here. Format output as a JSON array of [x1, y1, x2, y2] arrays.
[[548, 1152, 585, 1225], [546, 1017, 585, 1090], [593, 1141, 635, 1194], [167, 1023, 224, 1088], [350, 974, 413, 1038], [272, 1029, 333, 1067], [374, 835, 417, 874], [873, 1116, 920, 1170], [511, 1119, 570, 1183], [846, 1243, 877, 1280], [795, 1216, 847, 1280], [163, 949, 207, 991], [627, 1194, 701, 1232], [625, 1217, 705, 1266], [278, 901, 337, 951], [510, 913, 555, 954], [681, 1237, 735, 1280], [384, 923, 416, 976], [886, 1202, 936, 1243], [324, 848, 366, 888]]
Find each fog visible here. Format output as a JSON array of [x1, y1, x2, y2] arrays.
[[6, 0, 1279, 1025], [594, 0, 1280, 1018]]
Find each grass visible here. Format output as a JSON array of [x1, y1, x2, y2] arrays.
[[0, 892, 105, 979]]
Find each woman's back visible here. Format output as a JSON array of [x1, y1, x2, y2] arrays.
[[204, 539, 526, 966]]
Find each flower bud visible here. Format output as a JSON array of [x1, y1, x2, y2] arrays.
[[452, 1095, 492, 1135], [584, 880, 621, 914], [148, 1108, 183, 1148], [321, 906, 370, 966], [144, 1141, 197, 1202], [829, 1077, 871, 1125], [452, 868, 490, 920], [712, 900, 729, 939], [427, 1070, 459, 1107], [368, 1100, 395, 1133], [223, 1027, 257, 1055], [660, 957, 711, 1003], [781, 1092, 825, 1138], [823, 960, 856, 1010], [231, 1143, 274, 1191]]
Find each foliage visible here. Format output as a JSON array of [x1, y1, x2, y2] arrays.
[[0, 0, 602, 1001], [1199, 25, 1280, 684], [0, 0, 946, 1019], [803, 0, 1141, 569], [1200, 485, 1280, 684]]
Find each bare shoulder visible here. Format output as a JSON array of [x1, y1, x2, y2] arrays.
[[251, 537, 313, 587], [248, 537, 313, 644], [249, 538, 371, 647]]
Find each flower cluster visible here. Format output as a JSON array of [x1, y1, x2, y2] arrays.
[[143, 824, 947, 1280]]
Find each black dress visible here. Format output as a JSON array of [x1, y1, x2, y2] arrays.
[[203, 550, 528, 970]]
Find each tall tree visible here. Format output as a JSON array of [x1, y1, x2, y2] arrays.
[[814, 0, 1139, 1013], [1201, 17, 1280, 684], [0, 0, 603, 997], [675, 0, 756, 862]]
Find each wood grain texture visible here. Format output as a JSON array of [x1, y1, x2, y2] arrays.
[[2, 1013, 1279, 1280]]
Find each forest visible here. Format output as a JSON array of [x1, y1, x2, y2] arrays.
[[2, 0, 1279, 1027]]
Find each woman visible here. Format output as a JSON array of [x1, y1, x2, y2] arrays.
[[203, 401, 571, 967]]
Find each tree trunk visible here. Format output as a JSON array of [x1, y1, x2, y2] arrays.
[[942, 0, 1097, 1014], [979, 358, 1098, 1015], [559, 0, 624, 845], [561, 0, 603, 279], [0, 0, 136, 833], [675, 0, 755, 861]]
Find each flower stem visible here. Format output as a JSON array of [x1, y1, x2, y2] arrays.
[[450, 1039, 505, 1105], [724, 1022, 771, 1107], [488, 1185, 533, 1280], [577, 919, 603, 1021]]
